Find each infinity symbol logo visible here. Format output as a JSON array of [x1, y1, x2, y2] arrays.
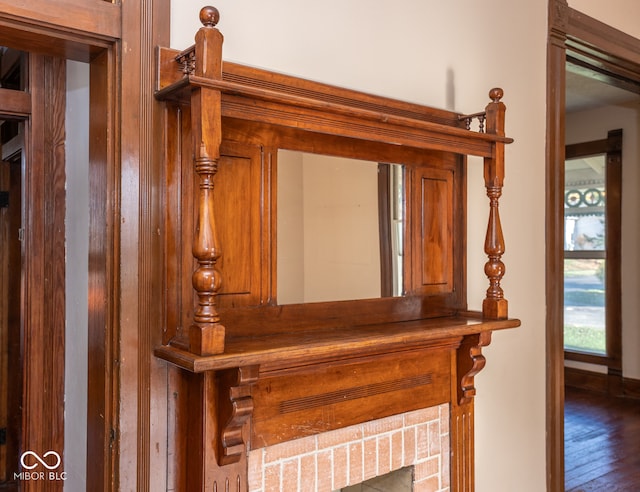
[[20, 451, 62, 470]]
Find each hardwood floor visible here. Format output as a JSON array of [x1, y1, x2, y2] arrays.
[[565, 386, 640, 491]]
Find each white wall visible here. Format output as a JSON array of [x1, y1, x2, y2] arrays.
[[570, 0, 640, 38], [566, 103, 640, 379], [64, 60, 89, 492], [170, 2, 549, 491]]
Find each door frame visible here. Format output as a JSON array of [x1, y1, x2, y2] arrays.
[[0, 1, 169, 490], [546, 1, 640, 490]]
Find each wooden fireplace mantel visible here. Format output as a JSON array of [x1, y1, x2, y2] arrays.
[[155, 311, 516, 374], [155, 6, 519, 491]]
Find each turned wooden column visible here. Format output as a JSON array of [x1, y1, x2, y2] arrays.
[[482, 88, 508, 319], [189, 6, 226, 355]]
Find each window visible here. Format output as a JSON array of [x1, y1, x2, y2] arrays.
[[564, 130, 622, 369]]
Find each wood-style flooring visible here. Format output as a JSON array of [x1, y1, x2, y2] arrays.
[[565, 387, 640, 491]]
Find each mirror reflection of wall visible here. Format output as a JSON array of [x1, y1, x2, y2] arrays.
[[277, 150, 403, 304]]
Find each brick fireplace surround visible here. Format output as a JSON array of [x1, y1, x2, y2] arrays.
[[247, 403, 450, 492]]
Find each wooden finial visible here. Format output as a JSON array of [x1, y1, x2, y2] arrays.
[[199, 6, 220, 28], [489, 87, 504, 103]]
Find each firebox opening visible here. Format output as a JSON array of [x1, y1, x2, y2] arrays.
[[338, 466, 413, 491]]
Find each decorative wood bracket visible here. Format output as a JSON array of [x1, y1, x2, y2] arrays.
[[456, 331, 492, 405], [217, 365, 259, 465]]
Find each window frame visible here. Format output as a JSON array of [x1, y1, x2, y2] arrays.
[[563, 129, 622, 372]]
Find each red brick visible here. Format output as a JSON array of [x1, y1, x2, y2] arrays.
[[316, 450, 333, 492], [348, 441, 363, 486], [363, 438, 378, 481], [281, 459, 299, 491], [377, 435, 391, 476], [332, 446, 349, 490]]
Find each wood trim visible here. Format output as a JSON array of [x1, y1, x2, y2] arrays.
[[565, 366, 608, 393], [563, 366, 636, 397], [0, 0, 120, 45], [85, 47, 116, 492], [622, 377, 640, 399], [0, 1, 170, 491], [1, 148, 22, 487], [565, 367, 640, 400], [377, 163, 394, 298], [21, 53, 67, 491], [0, 88, 30, 118], [155, 314, 518, 374], [546, 2, 568, 491], [567, 9, 640, 70], [117, 0, 171, 490], [547, 1, 640, 490]]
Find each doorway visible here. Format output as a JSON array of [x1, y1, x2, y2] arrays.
[[0, 36, 114, 492], [547, 1, 640, 490]]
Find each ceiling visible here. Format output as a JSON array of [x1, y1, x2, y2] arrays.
[[565, 69, 640, 113]]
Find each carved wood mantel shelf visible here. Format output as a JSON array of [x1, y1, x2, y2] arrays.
[[155, 6, 520, 491]]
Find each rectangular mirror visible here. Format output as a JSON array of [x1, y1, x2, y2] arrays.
[[277, 150, 404, 304]]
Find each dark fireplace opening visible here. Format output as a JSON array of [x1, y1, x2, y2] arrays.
[[338, 466, 413, 491]]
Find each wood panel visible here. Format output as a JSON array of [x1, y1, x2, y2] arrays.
[[252, 347, 454, 447], [217, 142, 268, 307], [412, 167, 454, 294], [164, 102, 196, 345]]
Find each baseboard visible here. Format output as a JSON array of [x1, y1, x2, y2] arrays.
[[565, 366, 640, 399], [565, 366, 608, 393], [623, 377, 640, 399]]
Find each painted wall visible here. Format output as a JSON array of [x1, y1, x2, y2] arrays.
[[566, 103, 640, 379], [570, 0, 640, 38], [64, 60, 89, 492], [170, 2, 549, 491]]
